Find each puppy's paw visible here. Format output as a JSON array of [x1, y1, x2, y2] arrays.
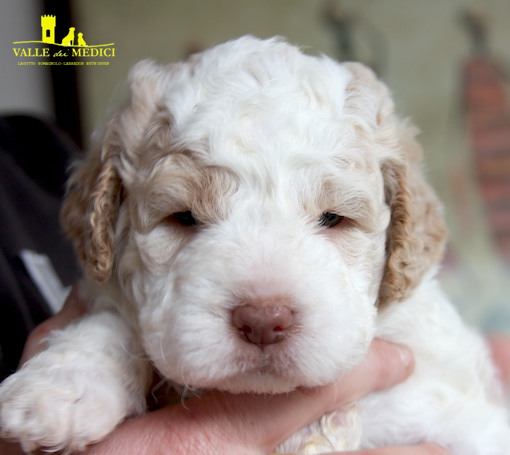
[[0, 352, 133, 453]]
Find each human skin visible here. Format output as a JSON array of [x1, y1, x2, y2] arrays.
[[488, 333, 510, 387]]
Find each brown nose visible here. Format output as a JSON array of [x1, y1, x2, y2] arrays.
[[232, 304, 293, 346]]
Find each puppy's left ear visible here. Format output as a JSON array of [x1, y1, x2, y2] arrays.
[[343, 62, 447, 308], [377, 128, 448, 308]]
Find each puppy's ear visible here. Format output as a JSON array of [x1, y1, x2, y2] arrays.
[[343, 62, 447, 308], [377, 129, 447, 308], [60, 115, 123, 283], [61, 60, 168, 283]]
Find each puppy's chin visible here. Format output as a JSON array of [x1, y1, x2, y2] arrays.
[[171, 368, 334, 394], [196, 372, 304, 394]]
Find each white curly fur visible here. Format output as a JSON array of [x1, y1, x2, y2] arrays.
[[0, 36, 509, 454]]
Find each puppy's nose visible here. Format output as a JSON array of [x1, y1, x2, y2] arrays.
[[232, 304, 293, 346]]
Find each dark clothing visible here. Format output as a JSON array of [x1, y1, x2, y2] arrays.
[[0, 115, 80, 380]]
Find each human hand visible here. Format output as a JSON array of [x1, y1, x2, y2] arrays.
[[18, 285, 88, 366], [51, 338, 421, 455], [488, 332, 510, 390], [1, 329, 419, 455], [7, 288, 510, 455]]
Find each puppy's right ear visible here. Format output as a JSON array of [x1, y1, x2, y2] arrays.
[[60, 114, 123, 284], [61, 59, 169, 283]]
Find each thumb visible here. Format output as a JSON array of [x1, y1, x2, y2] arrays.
[[321, 338, 415, 412]]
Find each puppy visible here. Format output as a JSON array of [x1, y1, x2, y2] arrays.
[[0, 36, 509, 454]]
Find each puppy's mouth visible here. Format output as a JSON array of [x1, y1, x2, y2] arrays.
[[174, 339, 305, 394], [213, 341, 307, 393], [235, 348, 287, 374]]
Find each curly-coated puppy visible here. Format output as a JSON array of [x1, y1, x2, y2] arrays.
[[1, 36, 509, 454]]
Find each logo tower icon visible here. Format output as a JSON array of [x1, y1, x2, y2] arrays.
[[41, 15, 56, 44]]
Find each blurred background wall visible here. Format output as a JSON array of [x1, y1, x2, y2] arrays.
[[0, 0, 52, 120], [1, 0, 509, 330]]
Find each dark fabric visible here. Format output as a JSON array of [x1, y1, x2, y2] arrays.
[[0, 115, 81, 380]]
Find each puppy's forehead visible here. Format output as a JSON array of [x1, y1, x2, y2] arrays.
[[134, 37, 386, 208], [160, 37, 359, 168]]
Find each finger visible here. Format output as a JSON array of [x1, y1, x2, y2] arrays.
[[262, 339, 414, 449], [164, 339, 414, 453], [339, 442, 450, 454], [488, 333, 510, 387], [18, 285, 87, 366], [316, 338, 415, 413]]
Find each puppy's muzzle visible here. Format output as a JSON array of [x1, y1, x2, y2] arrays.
[[232, 304, 293, 346]]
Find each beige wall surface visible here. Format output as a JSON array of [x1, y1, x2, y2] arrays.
[[75, 0, 510, 329], [0, 0, 53, 119]]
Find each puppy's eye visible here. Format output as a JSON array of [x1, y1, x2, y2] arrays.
[[319, 212, 344, 228], [171, 211, 198, 227]]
